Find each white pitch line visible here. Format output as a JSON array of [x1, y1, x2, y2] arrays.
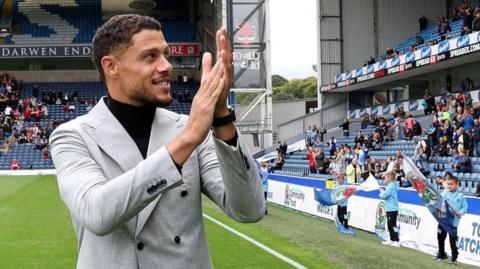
[[203, 213, 307, 269]]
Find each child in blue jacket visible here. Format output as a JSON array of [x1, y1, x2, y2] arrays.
[[336, 174, 349, 228], [433, 176, 468, 265], [379, 171, 400, 247]]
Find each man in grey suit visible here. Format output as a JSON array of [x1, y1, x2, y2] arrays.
[[49, 14, 265, 269]]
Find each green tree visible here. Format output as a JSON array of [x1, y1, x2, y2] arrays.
[[234, 75, 317, 104], [272, 76, 317, 101], [272, 74, 288, 87]]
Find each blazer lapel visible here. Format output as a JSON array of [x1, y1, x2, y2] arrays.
[[84, 99, 144, 173], [135, 109, 184, 237]]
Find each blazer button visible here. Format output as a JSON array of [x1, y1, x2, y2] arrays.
[[137, 242, 144, 251], [158, 179, 167, 187], [181, 190, 188, 197], [174, 236, 181, 244]]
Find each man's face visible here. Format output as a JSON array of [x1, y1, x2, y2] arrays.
[[108, 29, 173, 107]]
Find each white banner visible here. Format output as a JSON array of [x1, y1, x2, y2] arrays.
[[268, 179, 480, 266]]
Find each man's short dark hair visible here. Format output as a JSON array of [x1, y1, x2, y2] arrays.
[[91, 14, 161, 81]]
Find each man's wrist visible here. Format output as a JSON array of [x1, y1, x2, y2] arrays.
[[214, 107, 230, 118], [212, 107, 236, 127], [213, 123, 237, 142]]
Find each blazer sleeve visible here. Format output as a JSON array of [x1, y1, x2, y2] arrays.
[[49, 123, 184, 236], [198, 128, 266, 223]]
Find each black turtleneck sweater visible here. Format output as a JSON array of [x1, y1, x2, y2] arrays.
[[105, 95, 237, 165], [106, 96, 156, 159]]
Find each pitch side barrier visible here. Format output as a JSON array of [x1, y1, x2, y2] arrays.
[[267, 174, 480, 266]]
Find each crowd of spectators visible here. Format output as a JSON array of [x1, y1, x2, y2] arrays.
[[363, 1, 480, 68], [447, 0, 480, 35], [0, 73, 80, 161], [297, 84, 480, 194]]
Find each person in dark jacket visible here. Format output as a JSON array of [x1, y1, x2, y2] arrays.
[[473, 119, 480, 156], [412, 120, 422, 137], [340, 118, 350, 137], [354, 131, 364, 146], [434, 137, 449, 157]]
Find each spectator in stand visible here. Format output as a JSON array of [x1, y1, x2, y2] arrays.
[[340, 118, 350, 137], [404, 114, 414, 131], [329, 137, 336, 156], [276, 142, 283, 159], [423, 90, 436, 115], [461, 8, 474, 35], [458, 108, 474, 133], [315, 148, 325, 174], [414, 138, 429, 170], [10, 159, 20, 170], [412, 119, 422, 137], [435, 176, 446, 191], [453, 127, 472, 154], [345, 146, 355, 165], [346, 158, 361, 184], [473, 10, 480, 31], [372, 132, 383, 150], [42, 105, 48, 118], [305, 126, 316, 144], [281, 142, 288, 159], [475, 182, 480, 197], [464, 92, 473, 110], [307, 147, 316, 174], [415, 35, 424, 47], [439, 119, 454, 142], [454, 149, 472, 173], [319, 125, 327, 142], [268, 156, 285, 173], [447, 95, 457, 115], [419, 15, 428, 31], [459, 0, 469, 16], [336, 149, 347, 175], [367, 56, 376, 65], [473, 119, 480, 156], [42, 147, 49, 160], [362, 156, 376, 179], [438, 17, 451, 41], [354, 131, 364, 146], [434, 137, 449, 157], [312, 125, 319, 139], [357, 144, 369, 166]]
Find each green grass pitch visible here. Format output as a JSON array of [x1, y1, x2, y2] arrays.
[[0, 175, 477, 269]]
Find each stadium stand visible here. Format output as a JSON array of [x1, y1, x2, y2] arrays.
[[0, 72, 199, 170], [267, 89, 480, 197], [356, 2, 480, 71], [3, 1, 197, 44]]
